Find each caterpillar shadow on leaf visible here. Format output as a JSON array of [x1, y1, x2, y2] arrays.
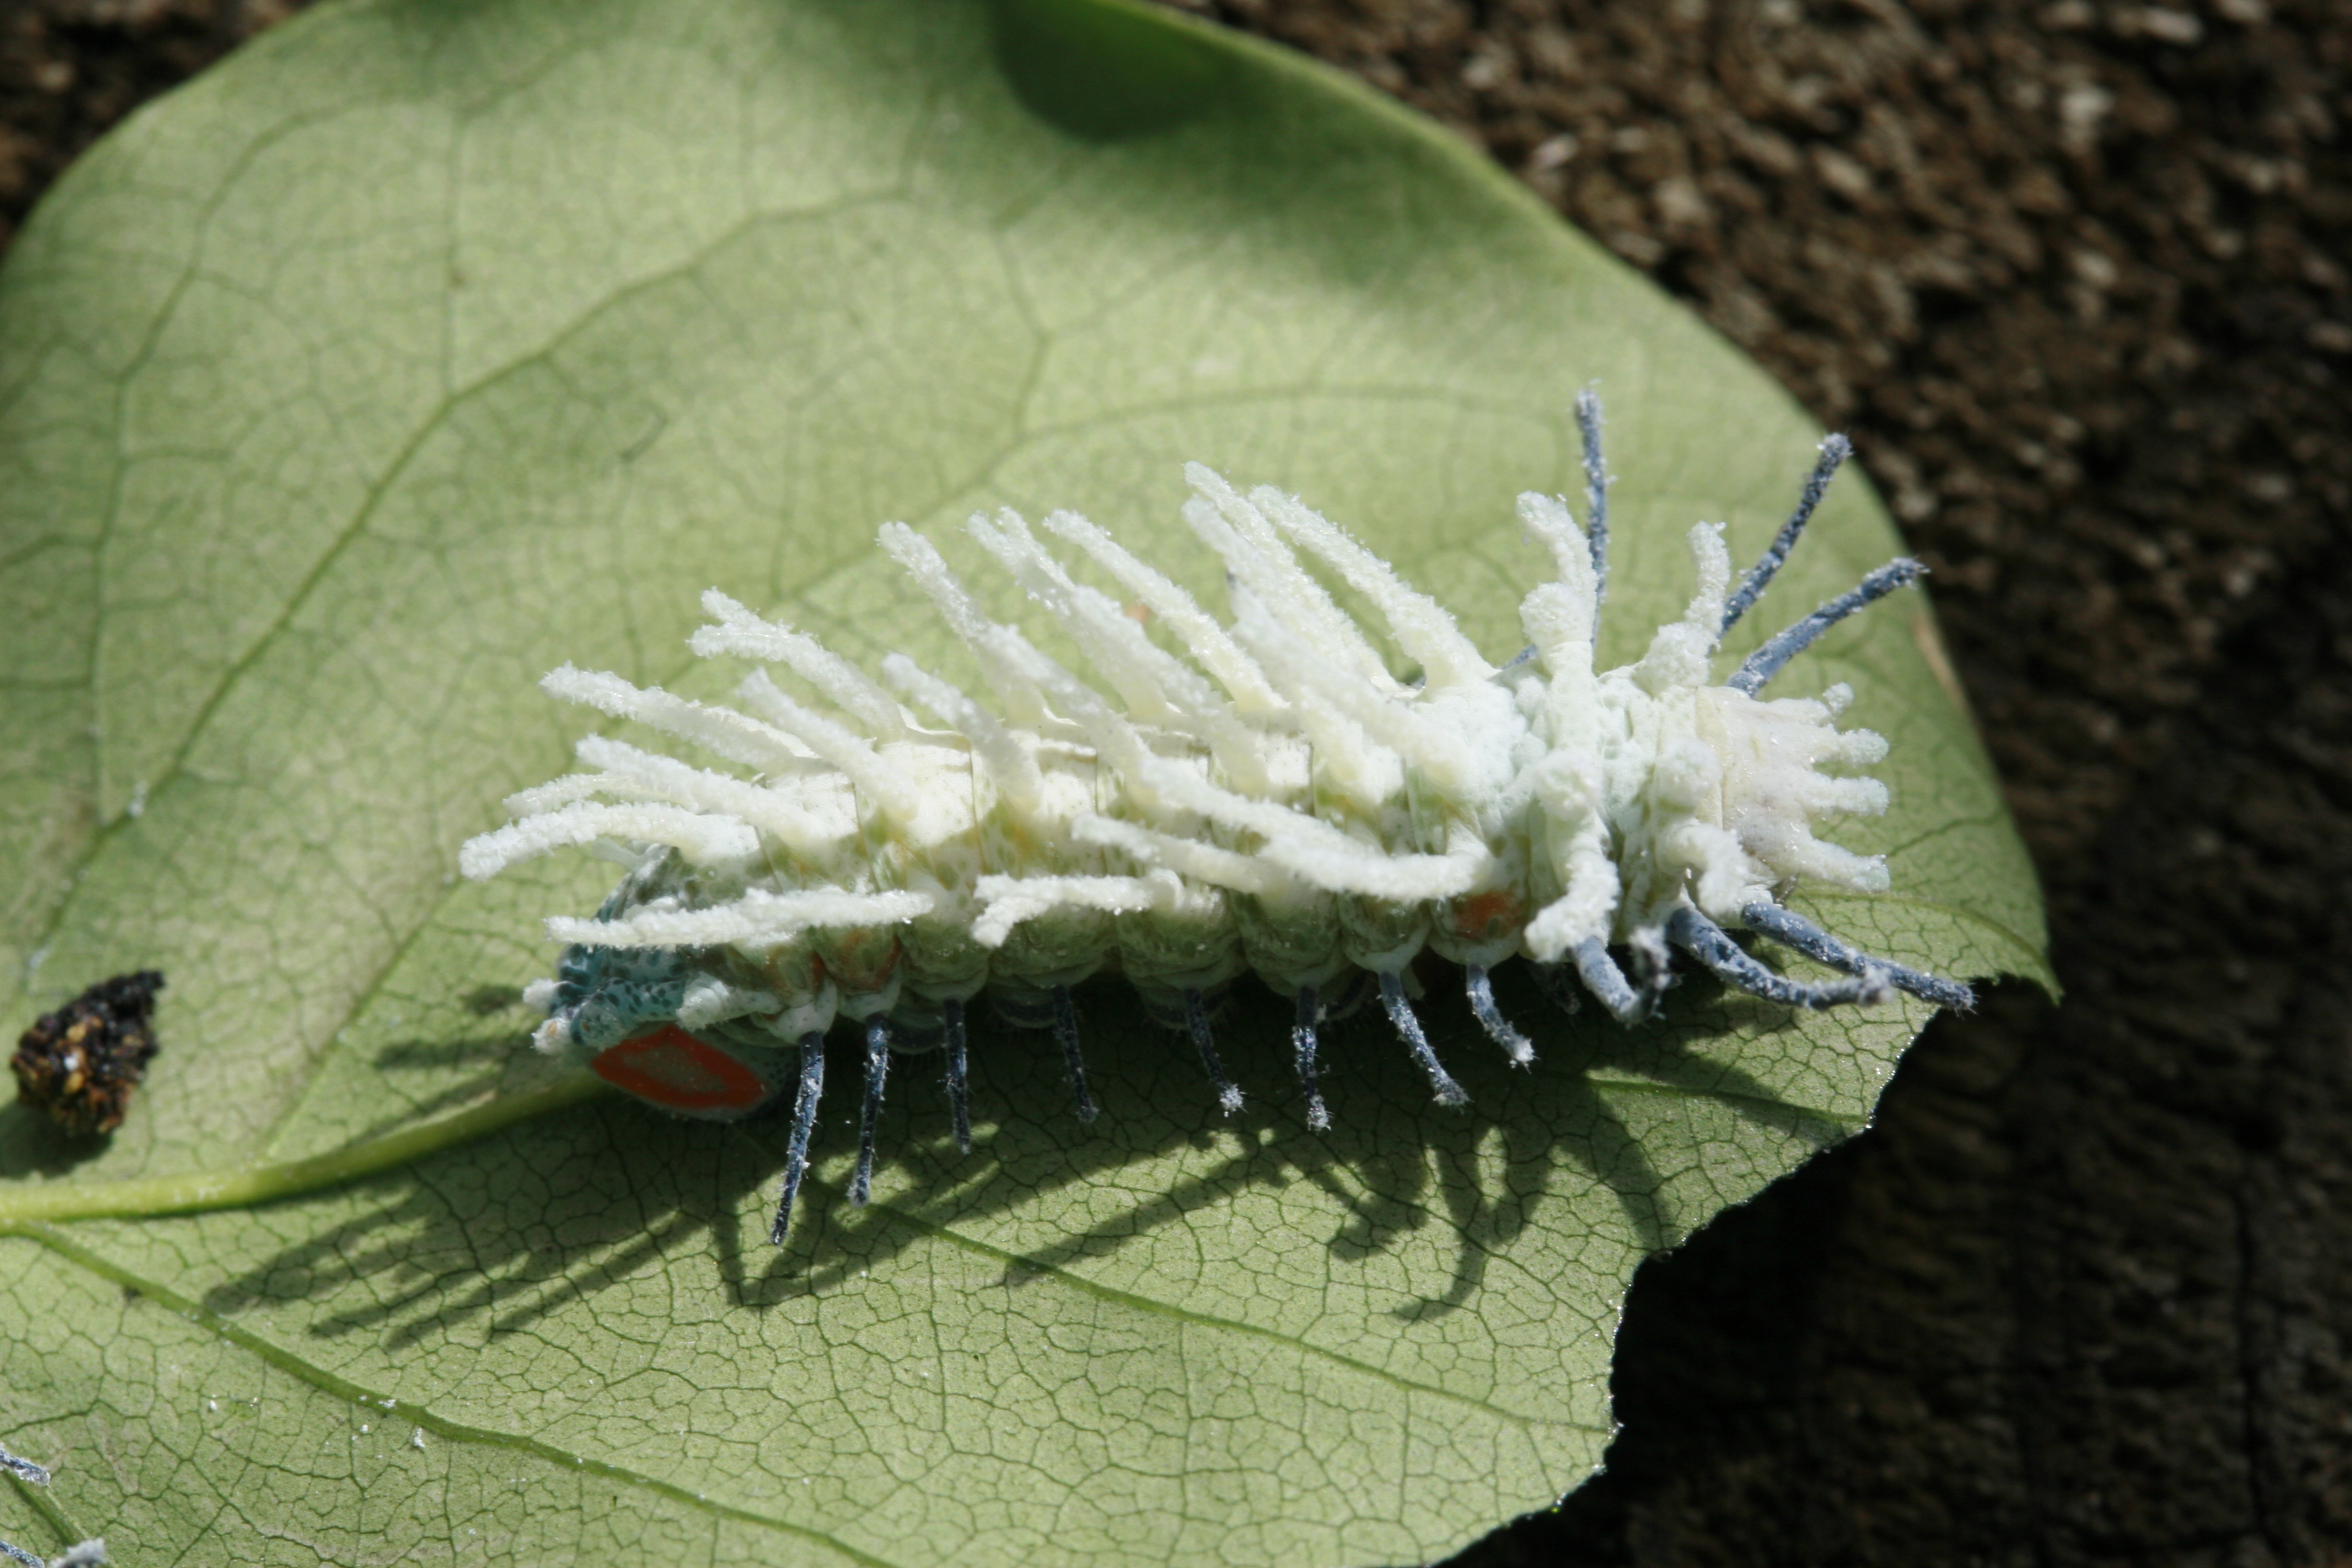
[[725, 961, 1860, 1320], [203, 963, 1849, 1346]]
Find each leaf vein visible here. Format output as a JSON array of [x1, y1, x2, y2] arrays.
[[3, 1221, 905, 1568]]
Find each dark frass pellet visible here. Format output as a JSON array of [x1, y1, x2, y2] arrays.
[[11, 970, 164, 1136]]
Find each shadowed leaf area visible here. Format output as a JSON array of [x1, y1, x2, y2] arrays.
[[0, 0, 2043, 1562]]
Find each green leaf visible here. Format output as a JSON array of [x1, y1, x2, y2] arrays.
[[0, 0, 2048, 1561]]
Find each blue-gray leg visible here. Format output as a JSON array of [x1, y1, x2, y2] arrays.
[[942, 997, 973, 1156], [0, 1445, 105, 1568], [1465, 964, 1534, 1066], [1379, 970, 1469, 1108], [1573, 936, 1651, 1024], [1728, 558, 1925, 695], [1667, 908, 1893, 1008], [1720, 434, 1853, 636], [1183, 988, 1243, 1116], [848, 1018, 891, 1207], [1051, 985, 1099, 1126], [1738, 901, 1975, 1010], [768, 1032, 826, 1245], [1293, 984, 1330, 1132]]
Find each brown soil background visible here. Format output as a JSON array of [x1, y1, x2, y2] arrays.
[[5, 1, 2349, 1563]]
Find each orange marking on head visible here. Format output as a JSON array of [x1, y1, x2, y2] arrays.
[[592, 1025, 767, 1112]]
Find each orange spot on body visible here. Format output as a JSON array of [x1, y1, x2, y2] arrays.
[[592, 1025, 766, 1112], [1452, 891, 1521, 941], [816, 928, 901, 993]]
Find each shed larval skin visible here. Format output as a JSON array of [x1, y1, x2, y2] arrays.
[[460, 395, 1969, 1242]]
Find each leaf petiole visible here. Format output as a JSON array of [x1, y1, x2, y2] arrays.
[[0, 1075, 609, 1226]]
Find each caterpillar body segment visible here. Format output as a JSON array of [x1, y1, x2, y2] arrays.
[[464, 401, 1971, 1246]]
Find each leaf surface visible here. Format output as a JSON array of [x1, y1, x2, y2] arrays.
[[0, 0, 2048, 1561]]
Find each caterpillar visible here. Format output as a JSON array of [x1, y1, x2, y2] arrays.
[[460, 394, 1971, 1246]]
